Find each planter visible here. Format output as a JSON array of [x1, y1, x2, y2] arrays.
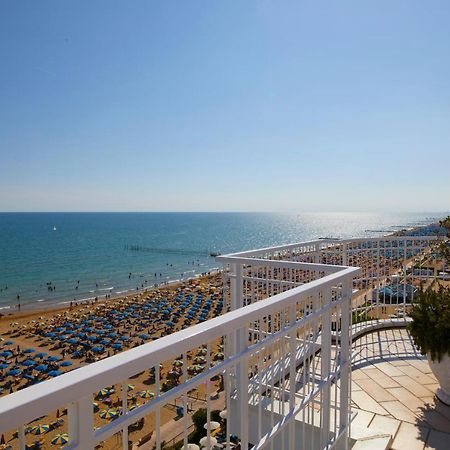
[[427, 353, 450, 406]]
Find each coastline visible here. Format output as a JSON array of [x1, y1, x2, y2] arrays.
[[1, 219, 442, 321], [0, 268, 223, 321], [1, 212, 442, 315]]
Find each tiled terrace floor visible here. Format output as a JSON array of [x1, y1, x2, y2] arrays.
[[351, 328, 450, 449]]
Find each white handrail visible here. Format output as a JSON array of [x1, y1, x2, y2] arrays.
[[0, 265, 359, 431]]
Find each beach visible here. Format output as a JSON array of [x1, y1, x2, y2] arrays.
[[0, 272, 225, 449]]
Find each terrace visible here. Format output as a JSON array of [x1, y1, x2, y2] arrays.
[[0, 235, 448, 450]]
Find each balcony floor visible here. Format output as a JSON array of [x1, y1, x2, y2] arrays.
[[351, 328, 450, 449]]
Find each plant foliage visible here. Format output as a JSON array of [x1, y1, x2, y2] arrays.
[[437, 216, 450, 266], [408, 285, 450, 362]]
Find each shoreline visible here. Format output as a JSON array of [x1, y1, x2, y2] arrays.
[[0, 268, 223, 321], [0, 218, 443, 319]]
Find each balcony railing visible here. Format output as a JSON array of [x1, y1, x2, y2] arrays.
[[0, 235, 442, 450]]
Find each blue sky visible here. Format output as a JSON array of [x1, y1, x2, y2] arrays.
[[0, 1, 449, 212]]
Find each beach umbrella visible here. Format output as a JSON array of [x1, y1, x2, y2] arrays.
[[7, 368, 21, 376], [92, 346, 104, 353], [120, 336, 130, 341], [0, 363, 9, 370], [67, 338, 79, 344], [31, 424, 50, 435], [87, 335, 97, 342], [173, 359, 183, 367], [21, 359, 36, 367], [60, 361, 73, 367], [203, 421, 220, 431], [48, 370, 62, 377], [181, 445, 200, 450], [51, 433, 69, 445], [112, 343, 122, 350], [127, 384, 135, 391], [97, 388, 111, 397], [47, 355, 60, 362], [93, 402, 99, 412], [99, 409, 119, 419], [199, 436, 218, 447], [4, 340, 13, 345], [138, 390, 154, 399], [23, 348, 35, 353], [35, 364, 48, 372], [138, 333, 149, 339], [35, 352, 47, 358], [219, 410, 227, 419], [193, 356, 206, 364], [0, 351, 12, 358]]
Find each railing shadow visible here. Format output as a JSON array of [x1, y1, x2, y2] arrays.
[[415, 398, 450, 449]]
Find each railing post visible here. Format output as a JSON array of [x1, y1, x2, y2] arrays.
[[122, 381, 129, 450], [234, 263, 249, 449], [68, 395, 94, 449], [289, 304, 297, 450], [320, 287, 332, 449], [342, 242, 348, 266], [230, 262, 243, 311], [18, 425, 25, 450], [338, 279, 352, 450]]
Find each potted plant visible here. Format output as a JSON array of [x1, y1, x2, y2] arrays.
[[408, 285, 450, 405]]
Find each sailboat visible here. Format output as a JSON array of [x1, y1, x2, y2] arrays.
[[53, 226, 57, 231]]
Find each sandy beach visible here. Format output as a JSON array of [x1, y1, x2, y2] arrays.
[[0, 272, 225, 449]]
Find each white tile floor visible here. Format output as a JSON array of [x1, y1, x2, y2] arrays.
[[351, 329, 450, 449]]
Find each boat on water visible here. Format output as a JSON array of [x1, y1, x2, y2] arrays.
[[53, 226, 57, 231]]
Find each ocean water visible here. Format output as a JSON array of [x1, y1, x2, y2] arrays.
[[0, 212, 443, 312]]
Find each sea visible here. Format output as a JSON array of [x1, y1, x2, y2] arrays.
[[0, 212, 445, 312]]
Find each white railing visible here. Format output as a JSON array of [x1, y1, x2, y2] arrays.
[[219, 236, 442, 334], [0, 234, 443, 450], [0, 262, 357, 450]]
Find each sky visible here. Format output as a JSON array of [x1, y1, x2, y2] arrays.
[[0, 1, 449, 213]]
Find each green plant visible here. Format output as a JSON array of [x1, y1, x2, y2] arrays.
[[189, 408, 207, 444], [437, 216, 450, 266], [408, 285, 450, 362]]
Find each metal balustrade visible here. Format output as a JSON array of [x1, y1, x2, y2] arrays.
[[219, 236, 442, 334], [0, 235, 444, 450]]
